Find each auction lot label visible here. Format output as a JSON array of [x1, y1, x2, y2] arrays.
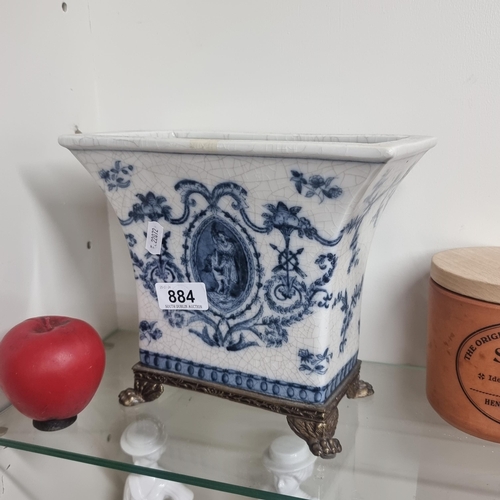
[[155, 282, 208, 311], [457, 324, 500, 424]]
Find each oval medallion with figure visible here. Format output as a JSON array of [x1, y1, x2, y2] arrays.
[[190, 216, 255, 314]]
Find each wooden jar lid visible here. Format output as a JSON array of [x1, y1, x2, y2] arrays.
[[431, 247, 500, 304]]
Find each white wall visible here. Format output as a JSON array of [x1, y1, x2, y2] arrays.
[[0, 2, 118, 409], [6, 0, 497, 368], [5, 0, 499, 368], [91, 0, 500, 367], [0, 3, 119, 330]]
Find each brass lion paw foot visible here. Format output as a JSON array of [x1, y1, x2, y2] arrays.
[[310, 437, 342, 458], [286, 407, 341, 459], [346, 375, 374, 399], [118, 379, 164, 406]]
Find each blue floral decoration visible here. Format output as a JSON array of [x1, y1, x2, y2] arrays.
[[125, 233, 137, 247], [99, 161, 134, 191], [129, 231, 184, 295], [120, 192, 172, 226], [139, 320, 163, 344], [168, 312, 185, 329], [333, 278, 363, 353], [298, 348, 333, 375], [290, 171, 343, 203], [121, 180, 347, 353], [344, 170, 406, 274]]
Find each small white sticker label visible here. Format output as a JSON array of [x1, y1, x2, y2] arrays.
[[155, 282, 209, 310], [145, 222, 164, 255]]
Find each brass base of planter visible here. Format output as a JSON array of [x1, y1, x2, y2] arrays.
[[118, 360, 373, 459]]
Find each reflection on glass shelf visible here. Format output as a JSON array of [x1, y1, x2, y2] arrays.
[[1, 329, 499, 500]]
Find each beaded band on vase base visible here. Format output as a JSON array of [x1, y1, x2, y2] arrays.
[[139, 349, 358, 405], [118, 360, 374, 459]]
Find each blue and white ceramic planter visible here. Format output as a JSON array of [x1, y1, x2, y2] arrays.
[[59, 133, 435, 409]]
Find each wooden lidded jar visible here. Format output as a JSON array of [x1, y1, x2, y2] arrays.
[[427, 247, 500, 442]]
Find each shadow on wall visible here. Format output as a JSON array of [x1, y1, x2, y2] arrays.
[[107, 208, 140, 332], [361, 255, 432, 368], [16, 161, 118, 335], [401, 271, 431, 368]]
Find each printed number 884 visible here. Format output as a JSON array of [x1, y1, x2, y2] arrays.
[[168, 289, 195, 303]]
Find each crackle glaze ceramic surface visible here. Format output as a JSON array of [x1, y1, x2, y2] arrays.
[[59, 132, 435, 405]]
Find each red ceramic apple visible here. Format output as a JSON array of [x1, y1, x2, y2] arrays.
[[0, 316, 105, 431]]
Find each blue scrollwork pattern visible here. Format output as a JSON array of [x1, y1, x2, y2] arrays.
[[120, 179, 343, 353], [343, 170, 407, 274], [127, 230, 185, 296], [333, 278, 364, 353], [290, 169, 407, 276], [111, 158, 402, 360]]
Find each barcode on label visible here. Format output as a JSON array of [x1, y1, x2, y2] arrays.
[[155, 282, 208, 311]]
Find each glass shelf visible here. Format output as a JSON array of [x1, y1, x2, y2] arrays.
[[1, 329, 499, 500]]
